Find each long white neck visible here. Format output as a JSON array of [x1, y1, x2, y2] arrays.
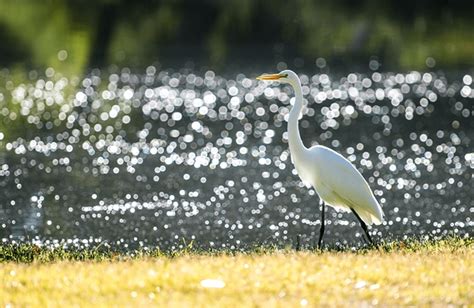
[[288, 81, 308, 162]]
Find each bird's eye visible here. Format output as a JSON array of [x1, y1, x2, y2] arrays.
[[282, 74, 288, 78]]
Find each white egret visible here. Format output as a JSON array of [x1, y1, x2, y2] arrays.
[[257, 70, 384, 248]]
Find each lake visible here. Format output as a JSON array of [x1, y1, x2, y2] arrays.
[[0, 68, 472, 250]]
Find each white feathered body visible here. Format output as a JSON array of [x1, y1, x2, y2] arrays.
[[258, 69, 385, 227], [294, 145, 384, 225]]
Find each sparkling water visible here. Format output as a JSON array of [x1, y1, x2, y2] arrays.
[[0, 68, 472, 250]]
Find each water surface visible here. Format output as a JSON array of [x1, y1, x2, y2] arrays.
[[0, 68, 472, 249]]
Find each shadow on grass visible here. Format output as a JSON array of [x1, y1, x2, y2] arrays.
[[0, 235, 471, 263]]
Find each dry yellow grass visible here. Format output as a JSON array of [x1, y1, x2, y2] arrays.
[[1, 242, 473, 307]]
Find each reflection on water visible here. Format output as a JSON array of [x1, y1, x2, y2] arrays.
[[0, 68, 472, 249]]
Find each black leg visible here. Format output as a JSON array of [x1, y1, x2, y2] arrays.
[[318, 202, 326, 249], [351, 208, 373, 245], [295, 234, 301, 251]]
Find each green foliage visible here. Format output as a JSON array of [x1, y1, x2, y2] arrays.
[[0, 0, 472, 72], [0, 0, 93, 75]]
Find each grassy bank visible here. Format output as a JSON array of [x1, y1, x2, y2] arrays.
[[0, 238, 472, 306]]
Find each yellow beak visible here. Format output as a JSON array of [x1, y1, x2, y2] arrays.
[[256, 73, 285, 81]]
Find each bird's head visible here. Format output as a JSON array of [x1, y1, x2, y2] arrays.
[[256, 69, 300, 87]]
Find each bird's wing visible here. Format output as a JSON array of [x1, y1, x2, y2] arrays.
[[314, 147, 384, 225]]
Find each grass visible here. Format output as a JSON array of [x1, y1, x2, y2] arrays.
[[0, 237, 472, 307]]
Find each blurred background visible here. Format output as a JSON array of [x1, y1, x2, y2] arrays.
[[0, 0, 473, 74], [0, 0, 472, 249]]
